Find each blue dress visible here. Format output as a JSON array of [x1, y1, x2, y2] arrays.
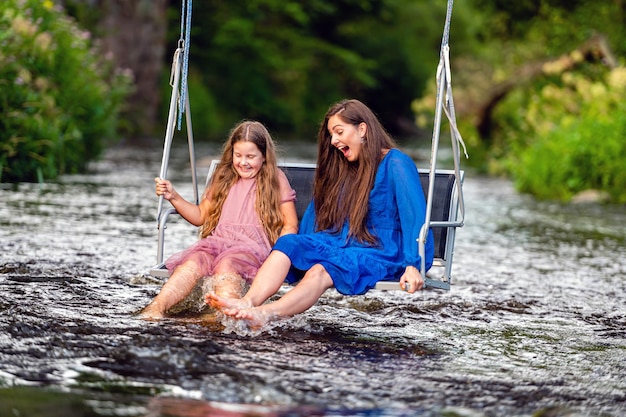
[[273, 149, 434, 295]]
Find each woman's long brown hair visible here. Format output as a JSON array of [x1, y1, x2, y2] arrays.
[[199, 121, 284, 245], [314, 99, 397, 244]]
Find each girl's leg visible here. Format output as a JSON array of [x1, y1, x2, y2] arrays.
[[208, 258, 248, 300], [139, 260, 202, 319], [206, 250, 292, 310], [230, 264, 333, 328]]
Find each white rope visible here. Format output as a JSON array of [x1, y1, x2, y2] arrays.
[[440, 45, 468, 159], [177, 0, 192, 131], [441, 0, 453, 48]]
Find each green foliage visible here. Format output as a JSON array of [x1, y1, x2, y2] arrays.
[[413, 0, 626, 201], [505, 68, 626, 202], [0, 0, 132, 183], [169, 0, 454, 139]]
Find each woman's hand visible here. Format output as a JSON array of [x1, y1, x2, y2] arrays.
[[154, 177, 175, 201], [400, 265, 425, 293]]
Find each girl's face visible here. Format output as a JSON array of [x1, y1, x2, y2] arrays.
[[233, 140, 265, 179], [327, 114, 366, 162]]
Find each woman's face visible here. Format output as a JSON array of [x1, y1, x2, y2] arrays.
[[233, 140, 265, 179], [327, 114, 366, 162]]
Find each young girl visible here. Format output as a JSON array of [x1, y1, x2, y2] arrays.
[[139, 121, 298, 319], [207, 99, 435, 329]]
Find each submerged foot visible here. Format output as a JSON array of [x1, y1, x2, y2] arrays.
[[136, 302, 166, 321]]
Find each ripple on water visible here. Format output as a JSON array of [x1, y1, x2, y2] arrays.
[[1, 144, 626, 417]]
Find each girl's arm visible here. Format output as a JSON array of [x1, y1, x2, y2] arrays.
[[275, 169, 299, 236], [279, 201, 298, 236], [155, 177, 204, 226]]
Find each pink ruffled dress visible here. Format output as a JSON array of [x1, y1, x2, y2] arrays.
[[165, 170, 296, 282]]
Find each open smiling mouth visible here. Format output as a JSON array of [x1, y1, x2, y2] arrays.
[[337, 145, 350, 157]]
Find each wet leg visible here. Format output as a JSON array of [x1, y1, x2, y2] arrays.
[[208, 258, 249, 300], [206, 250, 291, 311], [139, 261, 201, 319], [211, 272, 248, 300], [229, 264, 333, 329]]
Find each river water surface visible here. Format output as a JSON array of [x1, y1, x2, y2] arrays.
[[1, 142, 625, 417]]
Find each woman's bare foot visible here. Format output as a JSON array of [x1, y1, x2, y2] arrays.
[[232, 307, 276, 331]]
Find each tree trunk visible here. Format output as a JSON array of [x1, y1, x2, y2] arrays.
[[96, 0, 168, 139]]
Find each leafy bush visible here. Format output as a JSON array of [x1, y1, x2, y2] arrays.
[[506, 67, 626, 202], [0, 0, 132, 182]]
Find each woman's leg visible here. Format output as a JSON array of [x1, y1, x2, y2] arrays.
[[206, 250, 292, 310], [229, 263, 334, 328], [139, 260, 202, 319]]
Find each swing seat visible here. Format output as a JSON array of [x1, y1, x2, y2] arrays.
[[150, 161, 463, 291], [374, 168, 464, 291]]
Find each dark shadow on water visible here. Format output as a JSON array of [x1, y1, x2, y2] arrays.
[[0, 385, 590, 417]]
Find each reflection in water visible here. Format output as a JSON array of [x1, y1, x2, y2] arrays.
[[0, 143, 625, 417]]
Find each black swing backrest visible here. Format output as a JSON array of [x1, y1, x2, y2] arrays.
[[279, 163, 316, 221], [418, 169, 458, 261], [203, 161, 315, 221], [280, 164, 462, 262]]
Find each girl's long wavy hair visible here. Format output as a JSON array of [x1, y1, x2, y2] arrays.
[[314, 99, 397, 244], [199, 121, 284, 245]]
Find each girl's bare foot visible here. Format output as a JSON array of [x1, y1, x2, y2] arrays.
[[205, 292, 252, 312], [137, 302, 165, 320]]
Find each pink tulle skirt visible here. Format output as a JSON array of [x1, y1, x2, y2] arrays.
[[165, 224, 271, 282]]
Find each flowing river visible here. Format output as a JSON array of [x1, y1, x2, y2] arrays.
[[1, 141, 624, 417]]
